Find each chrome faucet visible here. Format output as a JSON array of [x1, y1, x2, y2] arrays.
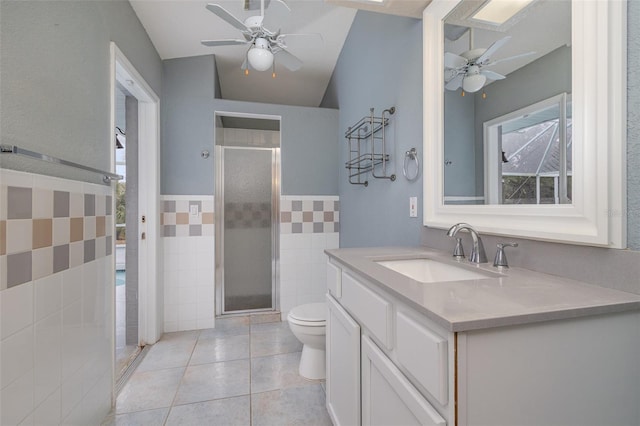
[[446, 223, 488, 264]]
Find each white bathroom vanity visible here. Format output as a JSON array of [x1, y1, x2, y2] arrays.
[[325, 247, 640, 426]]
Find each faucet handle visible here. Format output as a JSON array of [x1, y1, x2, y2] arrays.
[[493, 242, 518, 268], [452, 237, 465, 259]]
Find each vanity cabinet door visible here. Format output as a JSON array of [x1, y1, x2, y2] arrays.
[[327, 261, 342, 298], [326, 294, 361, 426], [362, 335, 446, 426]]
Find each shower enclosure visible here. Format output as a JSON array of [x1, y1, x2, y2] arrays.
[[215, 113, 280, 315]]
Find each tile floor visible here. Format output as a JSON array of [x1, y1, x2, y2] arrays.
[[102, 315, 332, 426]]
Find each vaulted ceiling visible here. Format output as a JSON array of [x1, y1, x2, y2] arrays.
[[129, 0, 431, 107]]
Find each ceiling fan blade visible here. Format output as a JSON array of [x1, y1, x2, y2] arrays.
[[486, 51, 536, 66], [206, 4, 250, 32], [444, 52, 467, 69], [278, 33, 323, 42], [445, 74, 464, 91], [201, 39, 249, 47], [475, 36, 511, 65], [275, 49, 303, 71], [273, 0, 291, 12], [444, 68, 460, 81], [480, 70, 506, 80], [275, 33, 323, 50]]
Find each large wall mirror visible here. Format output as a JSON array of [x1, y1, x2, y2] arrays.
[[423, 0, 627, 247]]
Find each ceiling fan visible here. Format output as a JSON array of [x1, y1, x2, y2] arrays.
[[201, 0, 320, 75], [444, 33, 535, 93]]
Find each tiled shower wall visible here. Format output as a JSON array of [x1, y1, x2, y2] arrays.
[[0, 169, 112, 425], [161, 196, 215, 332], [160, 195, 339, 326]]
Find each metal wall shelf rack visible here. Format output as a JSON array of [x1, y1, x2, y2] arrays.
[[345, 107, 396, 187]]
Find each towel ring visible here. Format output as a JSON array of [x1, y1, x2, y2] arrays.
[[403, 148, 419, 181]]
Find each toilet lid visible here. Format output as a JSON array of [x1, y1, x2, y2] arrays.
[[289, 302, 326, 323]]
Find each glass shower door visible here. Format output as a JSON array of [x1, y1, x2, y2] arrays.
[[222, 147, 276, 312]]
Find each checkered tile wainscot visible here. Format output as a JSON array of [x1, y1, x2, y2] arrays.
[[280, 197, 339, 234]]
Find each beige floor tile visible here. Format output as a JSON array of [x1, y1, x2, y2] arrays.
[[199, 316, 249, 339], [250, 321, 290, 334], [190, 334, 250, 365], [107, 318, 329, 426], [165, 395, 250, 426], [161, 330, 201, 342], [116, 367, 184, 414], [173, 359, 250, 405], [251, 351, 318, 394], [251, 384, 331, 426], [250, 324, 302, 358], [103, 407, 169, 425], [135, 340, 196, 372], [250, 312, 282, 324]]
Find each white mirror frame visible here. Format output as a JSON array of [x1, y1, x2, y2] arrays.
[[423, 0, 627, 248]]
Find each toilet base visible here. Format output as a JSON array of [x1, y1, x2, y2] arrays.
[[299, 345, 326, 380]]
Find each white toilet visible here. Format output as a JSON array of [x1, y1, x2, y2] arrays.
[[287, 302, 326, 380]]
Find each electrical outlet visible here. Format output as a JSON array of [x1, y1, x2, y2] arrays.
[[190, 204, 199, 216], [409, 197, 418, 217]]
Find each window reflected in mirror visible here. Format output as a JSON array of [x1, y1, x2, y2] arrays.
[[486, 94, 572, 205]]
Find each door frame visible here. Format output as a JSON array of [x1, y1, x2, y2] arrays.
[[213, 111, 281, 316], [109, 43, 162, 373]]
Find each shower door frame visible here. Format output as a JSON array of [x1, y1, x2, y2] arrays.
[[214, 112, 281, 316]]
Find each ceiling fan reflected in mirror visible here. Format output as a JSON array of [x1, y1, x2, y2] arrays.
[[444, 30, 535, 93], [201, 0, 322, 76]]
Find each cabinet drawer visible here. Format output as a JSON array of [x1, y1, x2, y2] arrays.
[[326, 261, 342, 298], [341, 271, 392, 349], [396, 311, 448, 405]]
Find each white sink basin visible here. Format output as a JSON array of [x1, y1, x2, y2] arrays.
[[375, 258, 494, 283]]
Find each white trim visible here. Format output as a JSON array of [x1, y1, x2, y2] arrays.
[[214, 110, 283, 316], [281, 195, 340, 201], [214, 110, 282, 121], [423, 0, 626, 248], [109, 43, 162, 399], [444, 196, 485, 202], [161, 195, 215, 200]]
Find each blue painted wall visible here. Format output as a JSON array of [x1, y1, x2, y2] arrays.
[[162, 55, 217, 195], [0, 0, 162, 184], [161, 55, 339, 196], [321, 11, 423, 248]]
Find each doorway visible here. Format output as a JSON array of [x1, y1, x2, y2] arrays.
[[113, 87, 141, 379], [110, 43, 161, 388], [215, 113, 281, 315]]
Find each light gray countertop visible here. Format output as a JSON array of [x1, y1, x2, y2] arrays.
[[325, 247, 640, 332]]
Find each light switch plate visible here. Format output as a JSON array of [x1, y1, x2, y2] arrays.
[[190, 204, 199, 216], [410, 196, 418, 217]]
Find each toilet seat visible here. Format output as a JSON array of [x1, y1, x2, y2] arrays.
[[288, 302, 326, 326]]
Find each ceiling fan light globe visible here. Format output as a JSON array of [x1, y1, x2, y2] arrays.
[[462, 73, 486, 93], [247, 46, 274, 71]]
